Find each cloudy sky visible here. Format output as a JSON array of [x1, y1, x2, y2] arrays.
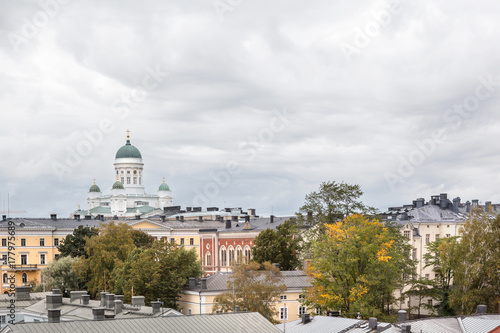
[[1, 0, 499, 218]]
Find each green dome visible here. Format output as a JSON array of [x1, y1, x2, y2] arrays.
[[159, 182, 170, 191], [115, 140, 142, 159], [89, 184, 101, 192], [112, 181, 125, 189]]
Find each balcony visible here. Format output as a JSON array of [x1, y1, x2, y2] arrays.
[[5, 264, 38, 271]]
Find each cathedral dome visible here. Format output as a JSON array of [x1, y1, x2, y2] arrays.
[[159, 181, 170, 191], [89, 184, 101, 192], [112, 180, 125, 190], [116, 139, 142, 159]]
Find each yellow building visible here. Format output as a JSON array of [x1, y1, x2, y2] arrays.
[[177, 270, 313, 323]]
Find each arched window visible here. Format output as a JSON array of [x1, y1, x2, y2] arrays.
[[220, 246, 227, 267], [22, 273, 28, 284], [205, 251, 212, 267], [236, 246, 243, 264], [228, 246, 234, 266], [244, 246, 252, 263], [2, 273, 7, 284]]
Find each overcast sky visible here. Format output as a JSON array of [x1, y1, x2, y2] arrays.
[[1, 0, 500, 218]]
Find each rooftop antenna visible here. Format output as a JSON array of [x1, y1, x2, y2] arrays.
[[0, 193, 28, 218]]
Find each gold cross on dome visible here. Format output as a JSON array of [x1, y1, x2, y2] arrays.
[[126, 129, 130, 140], [93, 178, 96, 185]]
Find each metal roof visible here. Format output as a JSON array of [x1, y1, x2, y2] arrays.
[[1, 312, 281, 333], [276, 316, 365, 333], [461, 315, 500, 333]]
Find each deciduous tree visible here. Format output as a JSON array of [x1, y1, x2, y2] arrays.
[[41, 256, 81, 296], [212, 262, 286, 324], [58, 225, 98, 258]]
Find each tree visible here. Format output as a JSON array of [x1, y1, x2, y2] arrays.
[[252, 220, 303, 270], [115, 240, 202, 307], [450, 209, 500, 314], [41, 256, 81, 296], [303, 214, 415, 319], [131, 229, 155, 249], [404, 277, 435, 319], [212, 262, 286, 324], [297, 181, 377, 227], [58, 225, 98, 258], [75, 222, 136, 296]]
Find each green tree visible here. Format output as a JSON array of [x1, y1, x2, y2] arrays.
[[212, 262, 286, 324], [252, 220, 303, 270], [450, 209, 500, 314], [41, 256, 81, 296], [303, 214, 414, 318], [58, 225, 98, 258], [404, 277, 435, 319], [297, 181, 377, 227], [131, 229, 155, 249], [115, 240, 202, 307]]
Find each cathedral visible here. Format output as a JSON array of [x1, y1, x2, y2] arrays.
[[74, 131, 172, 219]]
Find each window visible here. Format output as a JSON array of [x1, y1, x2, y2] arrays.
[[21, 254, 27, 265], [3, 273, 7, 284], [54, 238, 59, 246], [54, 254, 60, 260], [299, 294, 305, 299], [1, 315, 6, 324], [244, 246, 251, 263], [280, 295, 287, 300], [428, 299, 433, 306], [1, 239, 6, 247], [298, 306, 306, 316], [1, 254, 6, 264], [22, 273, 27, 284], [236, 246, 242, 264], [21, 239, 26, 247], [170, 238, 175, 244], [435, 234, 440, 240], [133, 177, 137, 184], [220, 246, 227, 267], [180, 238, 185, 245], [404, 231, 410, 239], [412, 248, 417, 260], [121, 171, 124, 174], [315, 308, 321, 315], [447, 225, 450, 228], [228, 247, 234, 266], [427, 225, 429, 228], [127, 171, 130, 174], [127, 177, 131, 184], [139, 177, 141, 185], [190, 238, 194, 245], [121, 177, 124, 183], [446, 234, 451, 238], [40, 253, 46, 265], [425, 274, 429, 279], [40, 239, 45, 247], [188, 308, 192, 315], [425, 234, 430, 244], [205, 252, 212, 266], [280, 307, 288, 320]]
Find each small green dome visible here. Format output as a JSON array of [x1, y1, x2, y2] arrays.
[[89, 184, 101, 192], [112, 181, 124, 190], [159, 183, 170, 191], [115, 140, 142, 159]]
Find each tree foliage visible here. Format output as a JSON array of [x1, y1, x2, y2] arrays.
[[58, 225, 98, 258], [297, 181, 377, 227], [212, 262, 286, 324], [41, 256, 81, 296], [252, 220, 303, 270], [303, 214, 415, 318], [115, 241, 202, 307]]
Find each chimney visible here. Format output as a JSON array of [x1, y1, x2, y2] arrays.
[[466, 201, 471, 212], [270, 215, 274, 223], [46, 294, 63, 309], [52, 289, 61, 295], [301, 313, 311, 324], [180, 216, 184, 222], [93, 307, 105, 321], [416, 198, 424, 208], [115, 295, 124, 303], [160, 215, 166, 222], [453, 197, 461, 213], [85, 215, 91, 220], [82, 295, 90, 305], [200, 278, 207, 290], [135, 215, 141, 220], [188, 277, 196, 289], [47, 309, 61, 323], [401, 212, 408, 221], [245, 215, 250, 223], [70, 291, 88, 302], [199, 216, 203, 222], [100, 292, 109, 307], [440, 193, 448, 201], [472, 199, 479, 207], [132, 296, 145, 307], [225, 220, 232, 229], [215, 215, 221, 221], [106, 294, 115, 308], [232, 216, 238, 222], [398, 310, 406, 323], [74, 214, 80, 221], [440, 198, 448, 209], [477, 304, 487, 314], [113, 215, 118, 220], [401, 324, 411, 332], [151, 301, 162, 314], [235, 305, 240, 313], [247, 208, 256, 216], [50, 213, 57, 221], [369, 317, 377, 329], [272, 263, 280, 270], [15, 286, 30, 300], [2, 215, 6, 221], [186, 207, 192, 212], [114, 300, 123, 315], [485, 201, 492, 212]]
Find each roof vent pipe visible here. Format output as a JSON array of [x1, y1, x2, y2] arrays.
[[453, 197, 461, 213]]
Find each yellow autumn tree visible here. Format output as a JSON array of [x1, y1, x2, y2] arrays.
[[303, 214, 414, 319]]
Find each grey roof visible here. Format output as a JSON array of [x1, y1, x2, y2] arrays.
[[398, 314, 500, 333], [461, 315, 500, 333], [1, 312, 281, 333], [0, 218, 103, 230], [276, 316, 365, 333], [0, 292, 52, 309], [186, 270, 311, 292]]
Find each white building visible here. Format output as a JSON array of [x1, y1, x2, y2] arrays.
[[75, 132, 173, 219]]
